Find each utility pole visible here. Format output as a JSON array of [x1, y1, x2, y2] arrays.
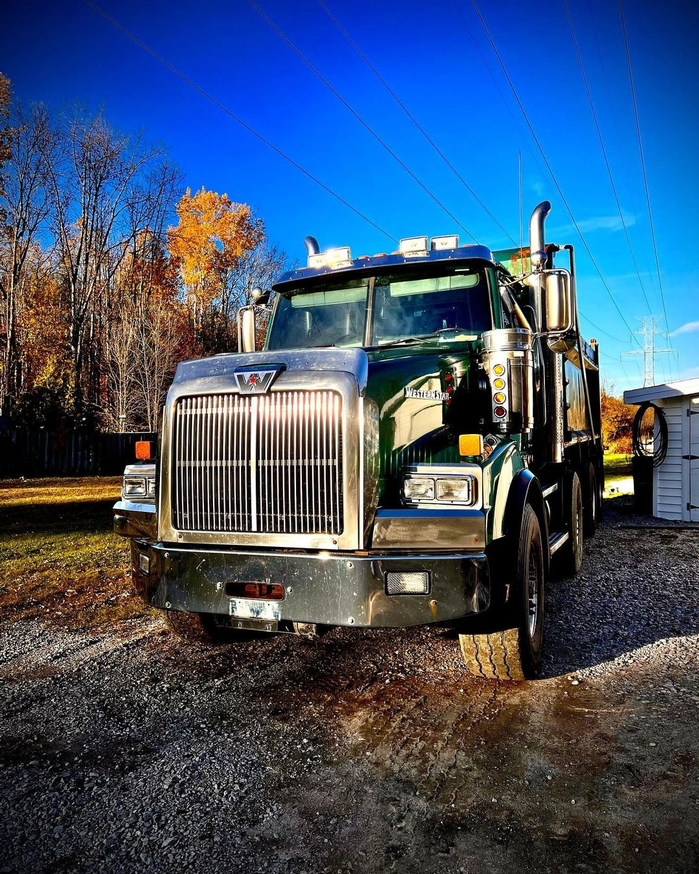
[[626, 316, 674, 386]]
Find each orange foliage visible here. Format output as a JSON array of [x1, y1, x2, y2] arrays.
[[167, 187, 263, 319], [601, 390, 636, 454]]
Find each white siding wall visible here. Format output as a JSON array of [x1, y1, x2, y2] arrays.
[[653, 398, 685, 520]]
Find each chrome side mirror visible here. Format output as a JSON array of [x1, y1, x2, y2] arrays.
[[237, 306, 256, 353], [545, 271, 572, 333]]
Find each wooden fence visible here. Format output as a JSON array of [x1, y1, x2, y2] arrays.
[[0, 429, 157, 479]]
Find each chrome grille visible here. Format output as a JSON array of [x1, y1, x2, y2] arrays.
[[172, 391, 343, 534]]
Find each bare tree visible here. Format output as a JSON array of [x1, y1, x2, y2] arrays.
[[131, 293, 189, 432], [44, 109, 177, 424], [0, 101, 54, 414]]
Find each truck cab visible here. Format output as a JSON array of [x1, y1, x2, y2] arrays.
[[114, 202, 603, 680]]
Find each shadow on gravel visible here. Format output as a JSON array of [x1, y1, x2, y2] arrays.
[[157, 501, 699, 688], [540, 499, 699, 677]]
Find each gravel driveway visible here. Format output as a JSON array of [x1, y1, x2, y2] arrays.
[[1, 502, 698, 874]]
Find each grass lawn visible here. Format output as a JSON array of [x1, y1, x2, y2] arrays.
[[603, 452, 634, 495], [0, 477, 152, 630]]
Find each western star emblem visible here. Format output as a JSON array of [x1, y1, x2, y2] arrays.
[[235, 366, 283, 394], [404, 386, 449, 401]]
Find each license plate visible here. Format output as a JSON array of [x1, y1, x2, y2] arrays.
[[230, 618, 278, 633], [229, 598, 281, 621]]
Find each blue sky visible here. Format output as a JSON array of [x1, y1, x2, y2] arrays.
[[3, 0, 698, 393]]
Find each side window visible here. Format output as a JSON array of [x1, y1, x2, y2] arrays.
[[500, 286, 514, 328]]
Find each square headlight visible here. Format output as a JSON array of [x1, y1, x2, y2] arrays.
[[435, 477, 475, 504], [122, 466, 156, 502], [403, 476, 435, 502], [123, 476, 147, 498]]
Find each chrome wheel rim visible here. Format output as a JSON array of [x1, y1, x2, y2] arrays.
[[527, 551, 540, 638]]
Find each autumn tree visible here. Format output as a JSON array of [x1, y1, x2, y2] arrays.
[[103, 231, 191, 432], [167, 187, 264, 352], [0, 85, 286, 434], [10, 252, 72, 428], [0, 100, 54, 415], [601, 390, 636, 454], [44, 109, 180, 426], [0, 73, 11, 184]]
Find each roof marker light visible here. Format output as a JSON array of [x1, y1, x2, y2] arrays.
[[307, 247, 352, 269], [325, 246, 352, 269], [431, 234, 459, 250], [399, 236, 429, 257]]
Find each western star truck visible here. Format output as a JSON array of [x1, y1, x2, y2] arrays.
[[114, 201, 603, 680]]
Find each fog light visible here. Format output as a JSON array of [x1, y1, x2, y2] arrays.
[[138, 553, 150, 574], [386, 571, 430, 595]]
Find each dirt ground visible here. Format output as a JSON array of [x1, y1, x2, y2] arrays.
[[1, 501, 698, 874]]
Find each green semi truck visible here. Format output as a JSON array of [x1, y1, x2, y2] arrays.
[[114, 201, 602, 680]]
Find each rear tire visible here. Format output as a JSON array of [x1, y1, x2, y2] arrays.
[[557, 471, 584, 576], [459, 504, 545, 680], [583, 462, 601, 537]]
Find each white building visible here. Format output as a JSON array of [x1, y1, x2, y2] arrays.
[[624, 379, 699, 522]]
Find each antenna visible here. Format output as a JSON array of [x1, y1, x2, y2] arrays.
[[518, 150, 523, 253]]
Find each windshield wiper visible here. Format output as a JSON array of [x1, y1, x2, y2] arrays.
[[372, 327, 473, 349]]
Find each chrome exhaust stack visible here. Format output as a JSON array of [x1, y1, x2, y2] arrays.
[[304, 235, 320, 265], [529, 201, 551, 271]]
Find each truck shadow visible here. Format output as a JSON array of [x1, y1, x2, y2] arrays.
[[182, 512, 699, 686], [540, 519, 699, 677]]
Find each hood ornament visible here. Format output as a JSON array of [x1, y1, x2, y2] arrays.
[[235, 365, 284, 394]]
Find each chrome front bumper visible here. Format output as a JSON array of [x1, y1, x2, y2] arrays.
[[129, 541, 490, 629]]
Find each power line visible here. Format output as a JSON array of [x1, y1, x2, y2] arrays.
[[250, 0, 480, 243], [618, 0, 672, 340], [316, 0, 517, 246], [579, 312, 629, 345], [600, 349, 637, 386], [451, 0, 552, 200], [83, 0, 396, 243], [469, 0, 642, 349], [585, 0, 654, 289], [563, 0, 653, 317]]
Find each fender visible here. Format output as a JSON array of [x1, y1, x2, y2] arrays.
[[503, 468, 550, 575], [478, 467, 548, 628]]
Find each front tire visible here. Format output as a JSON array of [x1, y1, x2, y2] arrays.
[[459, 504, 545, 680], [165, 610, 227, 643]]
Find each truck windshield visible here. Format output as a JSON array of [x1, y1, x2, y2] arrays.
[[266, 269, 490, 350]]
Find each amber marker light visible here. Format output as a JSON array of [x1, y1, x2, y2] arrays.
[[135, 440, 152, 460], [493, 377, 505, 390], [493, 392, 506, 404], [493, 363, 505, 376], [459, 434, 484, 456]]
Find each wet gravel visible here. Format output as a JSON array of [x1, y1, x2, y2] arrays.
[[1, 500, 698, 874]]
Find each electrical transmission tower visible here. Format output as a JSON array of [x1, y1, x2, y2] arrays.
[[626, 317, 674, 386]]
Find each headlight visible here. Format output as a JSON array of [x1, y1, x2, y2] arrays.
[[402, 476, 435, 501], [122, 464, 156, 502], [435, 477, 475, 503], [402, 474, 477, 506], [123, 476, 147, 497]]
